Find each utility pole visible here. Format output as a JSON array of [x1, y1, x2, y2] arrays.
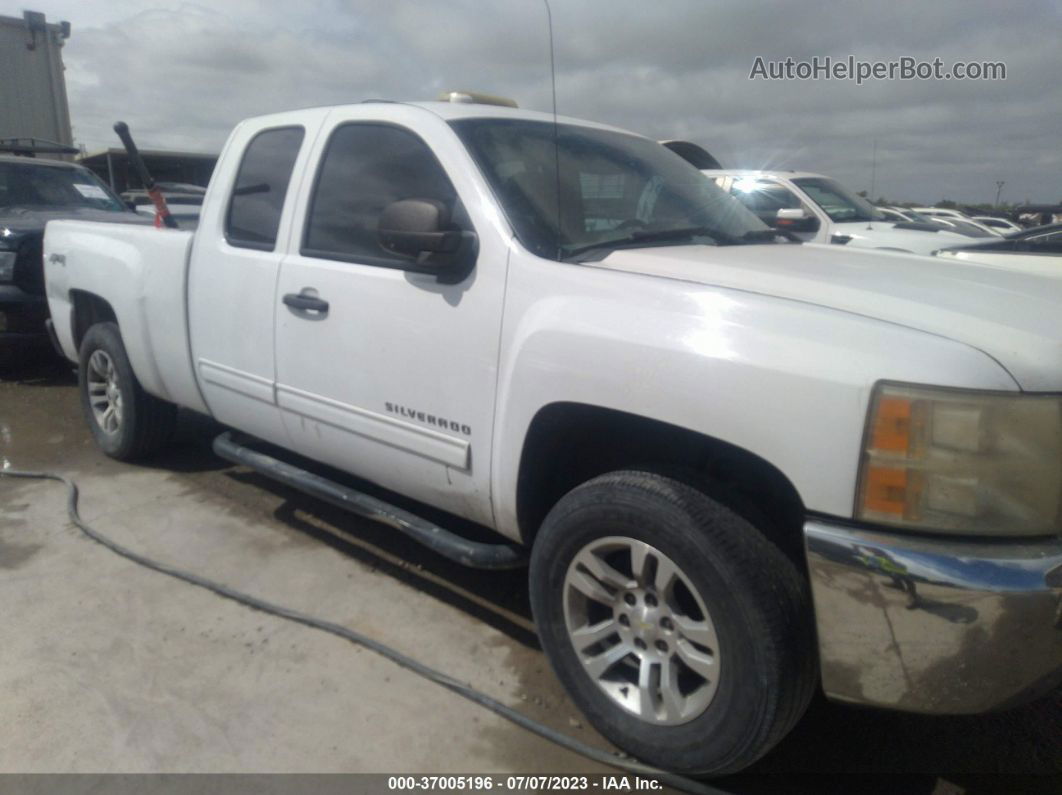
[[869, 139, 877, 201], [994, 180, 1005, 207]]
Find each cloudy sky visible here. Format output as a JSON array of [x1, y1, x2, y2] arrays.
[[7, 0, 1061, 204]]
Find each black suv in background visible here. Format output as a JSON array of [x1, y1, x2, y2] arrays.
[[0, 155, 144, 365]]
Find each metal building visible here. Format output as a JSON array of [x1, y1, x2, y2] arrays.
[[0, 11, 74, 149], [78, 148, 218, 194]]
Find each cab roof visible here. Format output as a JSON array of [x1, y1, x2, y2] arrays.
[[240, 100, 636, 137]]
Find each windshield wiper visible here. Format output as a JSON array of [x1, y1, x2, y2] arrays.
[[563, 226, 734, 262]]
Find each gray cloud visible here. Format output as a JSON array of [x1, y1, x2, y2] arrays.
[[23, 0, 1062, 204]]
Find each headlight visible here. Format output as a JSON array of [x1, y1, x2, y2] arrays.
[[857, 382, 1062, 536], [0, 250, 15, 282]]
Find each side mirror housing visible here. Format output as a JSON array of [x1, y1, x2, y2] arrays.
[[774, 207, 819, 233], [776, 207, 807, 221], [378, 199, 477, 281]]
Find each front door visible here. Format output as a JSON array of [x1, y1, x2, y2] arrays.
[[273, 118, 507, 526]]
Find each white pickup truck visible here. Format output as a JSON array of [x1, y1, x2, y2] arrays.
[[43, 98, 1062, 776], [704, 169, 970, 255]]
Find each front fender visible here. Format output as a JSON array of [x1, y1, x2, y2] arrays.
[[490, 260, 1017, 540]]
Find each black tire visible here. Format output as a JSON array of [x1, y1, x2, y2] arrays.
[[529, 470, 816, 777], [78, 322, 177, 460], [0, 342, 17, 375]]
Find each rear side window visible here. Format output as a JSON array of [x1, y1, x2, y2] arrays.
[[302, 123, 459, 267], [226, 126, 304, 250]]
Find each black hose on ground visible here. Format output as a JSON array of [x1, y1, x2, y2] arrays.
[[0, 468, 728, 795]]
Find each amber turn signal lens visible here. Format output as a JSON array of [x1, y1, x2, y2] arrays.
[[856, 383, 1062, 536], [861, 465, 923, 519]]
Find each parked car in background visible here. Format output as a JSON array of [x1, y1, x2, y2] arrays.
[[1, 153, 145, 362], [931, 216, 1002, 238], [705, 170, 968, 255], [119, 181, 206, 204], [879, 206, 945, 225], [876, 207, 910, 223], [659, 139, 722, 169], [130, 201, 203, 230], [1014, 205, 1061, 228], [910, 206, 969, 221], [123, 182, 205, 230], [934, 222, 1062, 276], [971, 215, 1022, 234], [881, 207, 1002, 238], [44, 98, 1062, 776]]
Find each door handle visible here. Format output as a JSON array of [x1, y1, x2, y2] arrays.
[[283, 292, 329, 313]]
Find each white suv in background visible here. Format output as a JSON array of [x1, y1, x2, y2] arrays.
[[910, 206, 969, 220], [704, 170, 968, 255], [908, 207, 1003, 237]]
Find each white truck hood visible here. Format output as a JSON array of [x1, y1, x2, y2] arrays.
[[597, 243, 1062, 391], [831, 220, 968, 256]]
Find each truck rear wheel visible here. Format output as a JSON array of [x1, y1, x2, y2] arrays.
[[78, 322, 176, 460], [529, 470, 816, 776]]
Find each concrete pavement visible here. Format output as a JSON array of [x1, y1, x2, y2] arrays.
[[0, 361, 612, 774], [1, 356, 1059, 790]]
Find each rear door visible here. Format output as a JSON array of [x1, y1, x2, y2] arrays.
[[188, 113, 323, 443], [272, 108, 509, 526]]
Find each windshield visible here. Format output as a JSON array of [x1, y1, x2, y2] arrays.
[[791, 176, 885, 223], [451, 119, 769, 261], [0, 161, 125, 212]]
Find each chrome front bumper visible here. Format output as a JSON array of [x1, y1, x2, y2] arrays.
[[805, 518, 1062, 714]]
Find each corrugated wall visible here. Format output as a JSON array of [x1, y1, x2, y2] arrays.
[[0, 14, 73, 146]]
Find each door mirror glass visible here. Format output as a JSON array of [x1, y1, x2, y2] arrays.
[[371, 198, 475, 278], [379, 199, 457, 255], [377, 199, 477, 276]]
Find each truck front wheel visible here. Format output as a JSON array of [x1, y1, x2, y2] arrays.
[[78, 322, 176, 460], [529, 471, 816, 776]]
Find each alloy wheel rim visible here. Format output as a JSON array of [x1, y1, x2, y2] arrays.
[[562, 536, 720, 725], [87, 350, 123, 435]]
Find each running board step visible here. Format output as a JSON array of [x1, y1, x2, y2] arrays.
[[212, 431, 527, 570]]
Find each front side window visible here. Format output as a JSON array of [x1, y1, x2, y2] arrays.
[[727, 178, 804, 225], [791, 176, 884, 223], [302, 123, 461, 267], [226, 126, 305, 250], [451, 118, 768, 262]]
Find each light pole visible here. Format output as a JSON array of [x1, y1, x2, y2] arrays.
[[995, 181, 1005, 207], [869, 139, 877, 201]]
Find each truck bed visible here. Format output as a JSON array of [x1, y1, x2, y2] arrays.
[[44, 220, 208, 414]]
